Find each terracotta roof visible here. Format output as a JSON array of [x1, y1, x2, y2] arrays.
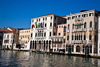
[[0, 29, 12, 33], [7, 27, 16, 31]]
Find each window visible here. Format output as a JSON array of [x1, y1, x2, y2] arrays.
[[67, 35, 69, 40], [54, 23, 56, 27], [45, 23, 47, 27], [50, 32, 51, 36], [68, 24, 70, 30], [13, 35, 15, 38], [84, 35, 86, 40], [67, 17, 71, 20], [89, 13, 93, 16], [72, 35, 73, 40], [53, 32, 55, 35], [90, 21, 92, 28], [64, 33, 66, 36], [82, 14, 88, 17], [51, 16, 52, 20], [31, 33, 32, 37], [76, 46, 80, 52], [72, 45, 74, 52], [90, 45, 92, 53], [50, 23, 52, 27], [64, 39, 65, 43], [7, 35, 9, 38], [72, 16, 75, 19], [45, 17, 47, 20], [84, 22, 86, 28], [54, 17, 56, 20], [37, 19, 38, 22], [43, 18, 44, 21], [44, 32, 46, 37], [72, 24, 74, 29], [39, 19, 40, 21], [78, 15, 80, 17], [35, 33, 37, 37], [64, 27, 66, 32], [89, 34, 92, 40], [58, 33, 60, 36]]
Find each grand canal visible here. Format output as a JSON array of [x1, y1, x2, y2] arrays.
[[0, 50, 100, 67]]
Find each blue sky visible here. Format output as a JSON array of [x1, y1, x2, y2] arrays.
[[0, 0, 100, 29]]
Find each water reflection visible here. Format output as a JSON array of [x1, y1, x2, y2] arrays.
[[0, 50, 100, 67]]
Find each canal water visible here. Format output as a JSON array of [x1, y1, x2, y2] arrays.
[[0, 50, 100, 67]]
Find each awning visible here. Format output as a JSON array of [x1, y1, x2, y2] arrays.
[[74, 24, 83, 26]]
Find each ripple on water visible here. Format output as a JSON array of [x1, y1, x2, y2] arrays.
[[0, 50, 100, 67]]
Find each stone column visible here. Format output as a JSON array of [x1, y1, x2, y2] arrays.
[[92, 44, 94, 55]]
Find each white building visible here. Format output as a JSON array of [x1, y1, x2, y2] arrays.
[[30, 13, 66, 52]]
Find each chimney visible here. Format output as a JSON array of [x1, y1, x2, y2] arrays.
[[3, 27, 5, 29], [70, 12, 72, 15]]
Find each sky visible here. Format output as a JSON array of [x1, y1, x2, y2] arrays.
[[0, 0, 100, 29]]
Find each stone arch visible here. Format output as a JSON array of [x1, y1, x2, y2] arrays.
[[76, 45, 80, 52]]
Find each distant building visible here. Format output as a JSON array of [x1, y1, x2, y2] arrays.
[[19, 28, 30, 44], [2, 27, 19, 49]]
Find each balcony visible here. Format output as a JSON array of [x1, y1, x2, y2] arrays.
[[83, 40, 87, 44], [71, 40, 75, 43], [88, 40, 92, 43], [76, 28, 83, 32], [35, 36, 46, 39], [51, 36, 63, 38], [66, 40, 69, 43], [82, 28, 87, 31], [72, 29, 75, 32], [89, 28, 92, 31], [74, 40, 83, 43], [67, 30, 70, 33]]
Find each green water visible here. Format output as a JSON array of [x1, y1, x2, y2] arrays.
[[0, 50, 100, 67]]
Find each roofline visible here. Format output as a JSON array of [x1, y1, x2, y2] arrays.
[[66, 9, 96, 16], [31, 13, 54, 20]]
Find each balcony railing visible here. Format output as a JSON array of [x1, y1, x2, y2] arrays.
[[67, 30, 70, 33], [88, 40, 92, 43], [35, 36, 46, 39], [72, 28, 87, 32], [83, 40, 87, 44], [74, 40, 83, 43], [82, 28, 87, 31], [66, 40, 69, 43], [71, 40, 75, 43], [51, 36, 63, 38], [89, 28, 92, 31]]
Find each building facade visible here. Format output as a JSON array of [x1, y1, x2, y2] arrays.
[[51, 24, 66, 52], [30, 13, 66, 52], [65, 9, 99, 56], [19, 29, 30, 44]]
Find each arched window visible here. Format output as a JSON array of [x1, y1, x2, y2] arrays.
[[72, 24, 74, 29], [81, 35, 82, 40], [67, 35, 69, 40], [90, 21, 92, 28], [79, 35, 80, 40], [68, 24, 70, 29], [84, 34, 86, 40], [84, 22, 87, 28], [72, 35, 73, 40], [76, 45, 80, 52], [89, 34, 92, 40]]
